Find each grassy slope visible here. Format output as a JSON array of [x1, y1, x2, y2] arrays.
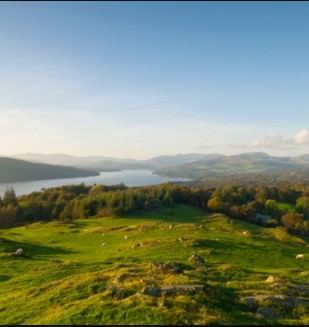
[[0, 204, 308, 325]]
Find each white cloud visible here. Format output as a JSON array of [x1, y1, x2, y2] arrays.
[[250, 129, 309, 149], [251, 132, 290, 149], [294, 129, 309, 145], [228, 129, 309, 156]]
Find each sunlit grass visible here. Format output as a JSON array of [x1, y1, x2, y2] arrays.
[[0, 203, 308, 324]]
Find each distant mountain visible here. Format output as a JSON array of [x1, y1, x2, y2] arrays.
[[0, 157, 100, 183], [11, 153, 224, 171], [10, 153, 150, 171], [142, 153, 223, 168], [7, 152, 309, 181], [293, 154, 309, 163], [154, 152, 309, 180], [232, 152, 271, 159]]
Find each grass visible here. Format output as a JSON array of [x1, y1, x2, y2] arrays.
[[0, 203, 308, 325], [277, 202, 296, 213]]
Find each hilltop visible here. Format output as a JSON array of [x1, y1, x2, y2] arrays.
[[0, 205, 308, 325]]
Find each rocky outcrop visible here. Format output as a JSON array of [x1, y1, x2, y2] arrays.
[[255, 307, 283, 320], [141, 284, 204, 297], [150, 261, 183, 274], [240, 294, 309, 319]]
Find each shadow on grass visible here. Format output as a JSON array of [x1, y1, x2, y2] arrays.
[[0, 275, 11, 282], [123, 204, 207, 224], [1, 238, 79, 261]]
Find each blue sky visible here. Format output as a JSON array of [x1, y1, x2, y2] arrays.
[[0, 1, 308, 159]]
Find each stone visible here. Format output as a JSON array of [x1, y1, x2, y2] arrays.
[[188, 254, 205, 265], [255, 307, 283, 319], [114, 273, 131, 283], [107, 285, 124, 297], [150, 261, 183, 274], [141, 286, 162, 297]]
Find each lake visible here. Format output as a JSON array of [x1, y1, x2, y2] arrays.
[[0, 170, 190, 197]]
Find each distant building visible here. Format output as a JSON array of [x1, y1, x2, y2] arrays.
[[255, 214, 272, 224]]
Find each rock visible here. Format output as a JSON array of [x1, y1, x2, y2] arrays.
[[150, 262, 183, 274], [114, 273, 131, 283], [240, 294, 309, 311], [188, 254, 205, 265], [293, 297, 309, 308], [240, 296, 258, 310], [141, 284, 204, 297], [271, 282, 309, 297], [107, 285, 124, 297], [141, 286, 162, 297], [160, 284, 204, 295], [255, 307, 283, 319]]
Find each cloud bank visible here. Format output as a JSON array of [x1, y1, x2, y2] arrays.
[[229, 129, 309, 155], [294, 129, 309, 145]]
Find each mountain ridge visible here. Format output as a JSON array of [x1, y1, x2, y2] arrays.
[[3, 152, 309, 182]]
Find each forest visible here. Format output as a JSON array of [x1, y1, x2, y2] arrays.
[[1, 177, 309, 238]]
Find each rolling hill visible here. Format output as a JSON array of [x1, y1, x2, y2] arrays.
[[0, 157, 100, 183], [154, 152, 309, 180], [0, 205, 308, 325]]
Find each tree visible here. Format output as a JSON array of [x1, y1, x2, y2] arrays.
[[281, 212, 304, 233], [207, 197, 229, 214], [296, 196, 309, 219], [163, 190, 173, 206], [264, 199, 283, 222], [265, 199, 277, 215], [2, 186, 18, 207]]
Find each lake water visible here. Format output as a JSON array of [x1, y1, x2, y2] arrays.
[[0, 170, 189, 197]]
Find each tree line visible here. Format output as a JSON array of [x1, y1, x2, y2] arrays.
[[0, 181, 309, 236]]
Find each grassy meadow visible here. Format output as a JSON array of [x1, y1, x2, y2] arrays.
[[0, 203, 309, 325]]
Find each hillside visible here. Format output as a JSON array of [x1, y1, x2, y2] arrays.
[[10, 153, 151, 171], [154, 153, 309, 180], [0, 157, 100, 183], [142, 153, 223, 168], [0, 205, 308, 325]]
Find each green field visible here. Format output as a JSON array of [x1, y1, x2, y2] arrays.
[[0, 203, 308, 325], [277, 202, 296, 213]]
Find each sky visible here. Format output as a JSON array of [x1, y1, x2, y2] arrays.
[[0, 1, 308, 160]]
